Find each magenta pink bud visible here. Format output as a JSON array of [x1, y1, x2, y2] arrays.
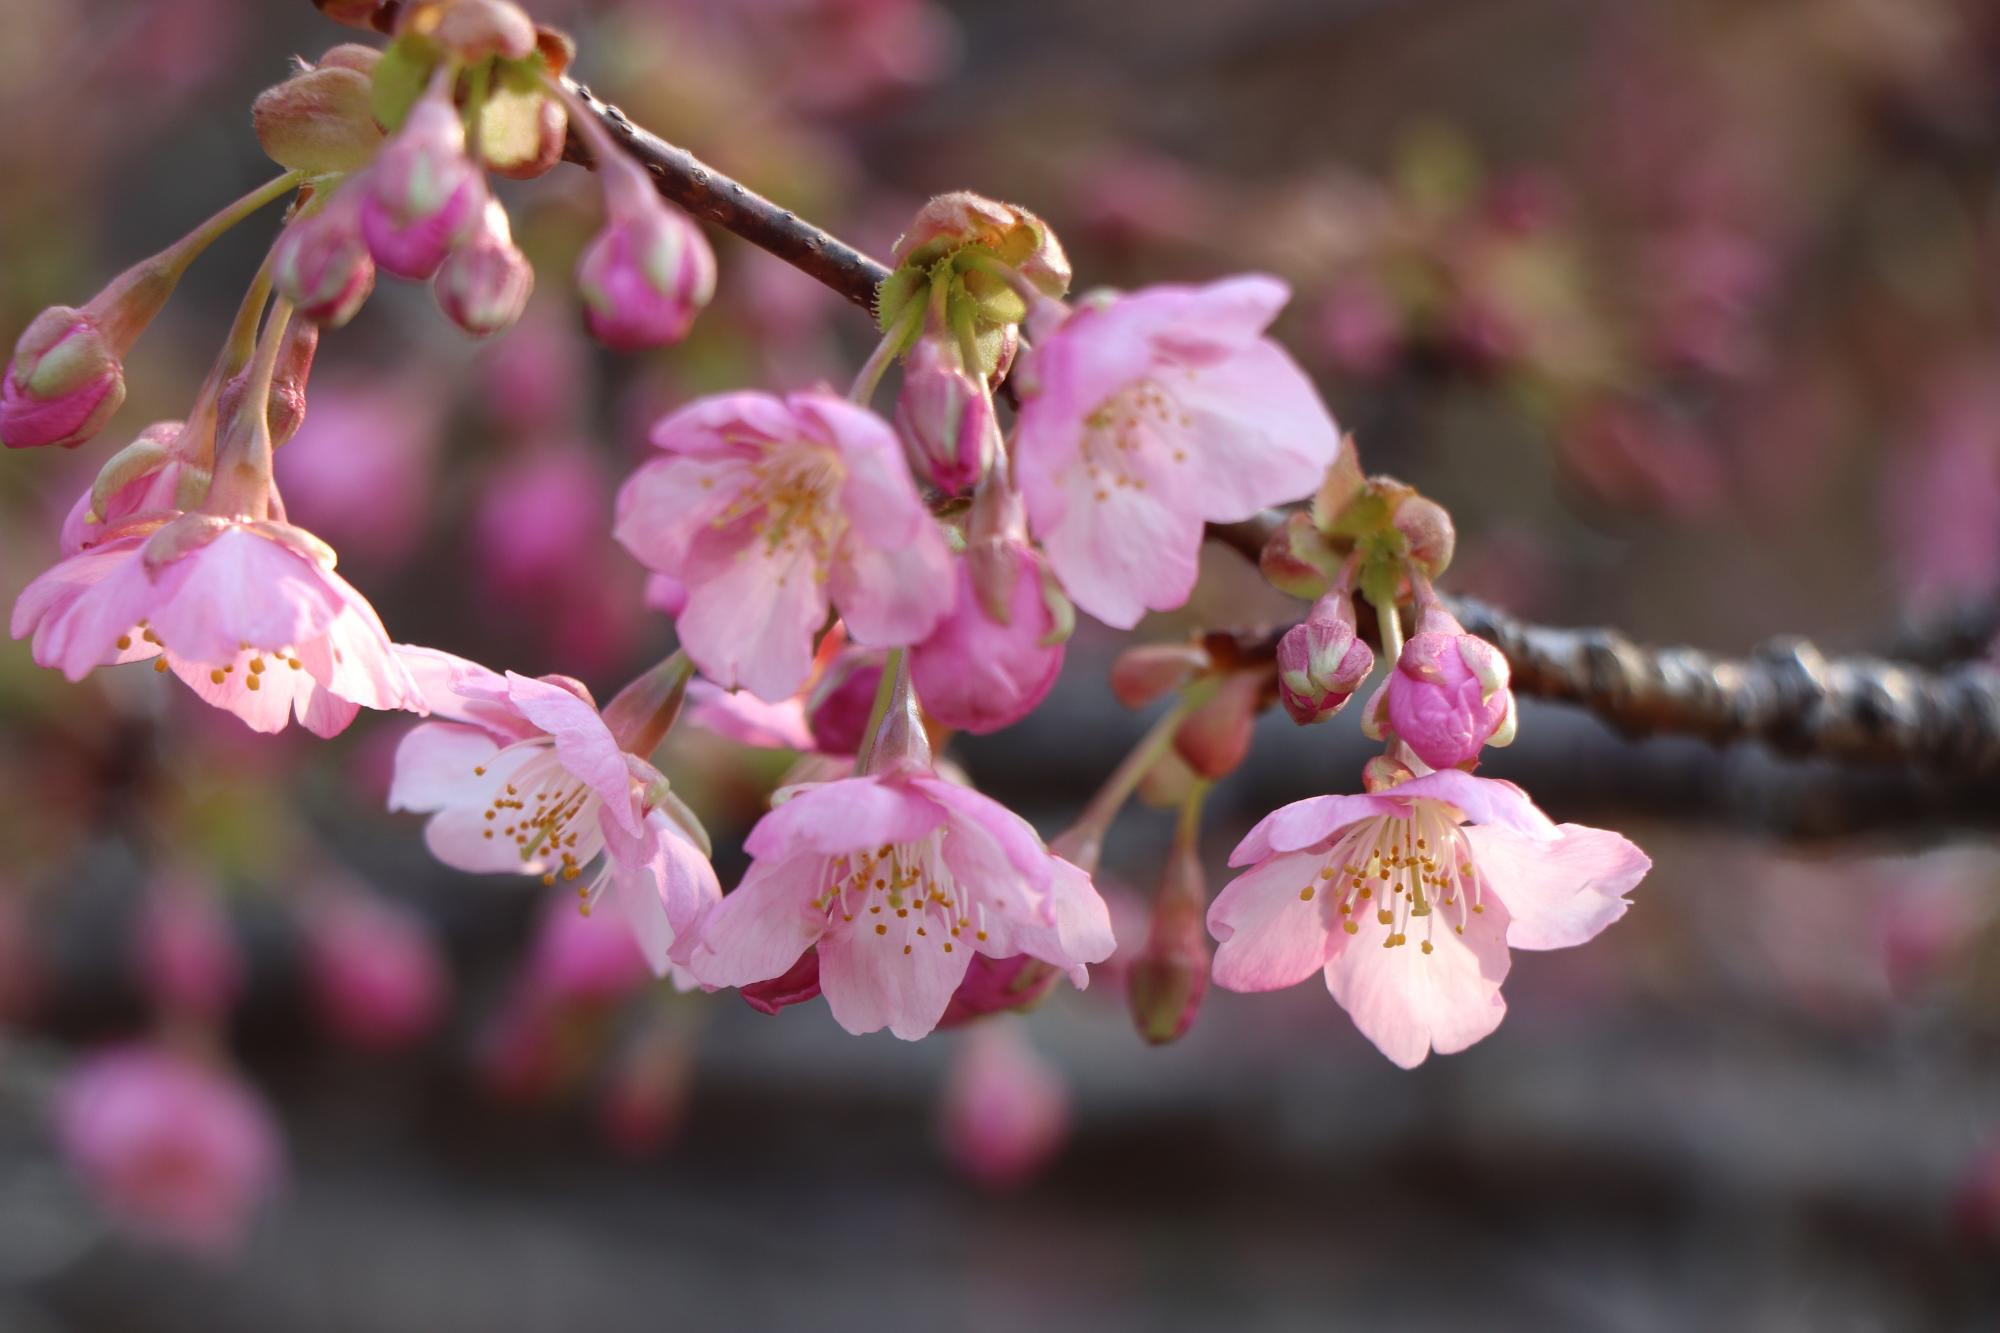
[[938, 1022, 1070, 1191], [136, 879, 242, 1024], [1108, 642, 1211, 709], [576, 157, 716, 349], [911, 546, 1065, 734], [218, 319, 318, 449], [56, 1045, 284, 1258], [939, 955, 1060, 1028], [1385, 603, 1513, 768], [272, 201, 376, 327], [805, 647, 885, 756], [1126, 843, 1210, 1044], [1173, 670, 1264, 780], [362, 93, 486, 280], [894, 337, 995, 494], [434, 200, 533, 337], [304, 892, 449, 1052], [2, 306, 125, 449], [1276, 592, 1374, 724], [524, 896, 652, 1007]]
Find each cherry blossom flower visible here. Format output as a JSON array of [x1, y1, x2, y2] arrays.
[[303, 886, 450, 1051], [1207, 766, 1650, 1067], [938, 1021, 1071, 1190], [387, 649, 718, 981], [55, 1045, 284, 1258], [11, 512, 424, 737], [679, 771, 1114, 1039], [614, 390, 953, 701], [1011, 275, 1342, 627]]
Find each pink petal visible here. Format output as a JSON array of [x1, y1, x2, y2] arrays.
[[1006, 856, 1115, 987], [1033, 464, 1204, 629], [1464, 821, 1650, 951], [1207, 850, 1342, 991], [744, 777, 945, 861], [393, 646, 537, 740], [790, 393, 931, 548], [503, 672, 640, 837], [1394, 770, 1558, 840], [685, 679, 816, 750], [1322, 894, 1513, 1068], [829, 523, 955, 648], [681, 854, 824, 987], [389, 722, 503, 813], [675, 531, 827, 701], [148, 528, 343, 665], [612, 455, 754, 575], [1171, 341, 1340, 521], [817, 917, 970, 1039], [909, 777, 1055, 897], [1228, 793, 1393, 867], [648, 390, 798, 459]]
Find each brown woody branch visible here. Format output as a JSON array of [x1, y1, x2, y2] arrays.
[[560, 70, 2000, 777]]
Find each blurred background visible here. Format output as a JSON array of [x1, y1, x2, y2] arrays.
[[4, 0, 2000, 1327]]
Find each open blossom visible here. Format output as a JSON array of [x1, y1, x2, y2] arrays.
[[1207, 766, 1650, 1068], [1012, 275, 1342, 627], [679, 772, 1115, 1039], [387, 649, 719, 981], [614, 390, 953, 701], [56, 1045, 284, 1258], [11, 512, 424, 737]]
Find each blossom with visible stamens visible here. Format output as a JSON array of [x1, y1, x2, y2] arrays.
[[387, 649, 718, 982], [1207, 765, 1650, 1068], [614, 390, 954, 701], [1011, 275, 1342, 627], [10, 511, 423, 737], [678, 772, 1114, 1040]]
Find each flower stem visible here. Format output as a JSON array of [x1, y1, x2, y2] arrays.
[[956, 249, 1052, 309], [847, 297, 922, 406], [1053, 679, 1218, 873], [201, 298, 294, 520], [853, 647, 912, 775]]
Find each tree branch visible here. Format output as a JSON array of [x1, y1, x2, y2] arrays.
[[559, 70, 2000, 778]]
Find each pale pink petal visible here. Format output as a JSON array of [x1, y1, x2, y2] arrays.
[[1394, 770, 1559, 840], [295, 686, 362, 739], [1208, 850, 1342, 991], [1171, 342, 1340, 521], [25, 540, 161, 681], [169, 655, 304, 734], [655, 815, 723, 936], [393, 646, 535, 739], [1323, 894, 1513, 1068], [1228, 793, 1393, 867], [829, 524, 954, 647], [389, 722, 502, 813], [1464, 821, 1650, 951], [1033, 464, 1204, 629], [148, 529, 343, 665], [675, 530, 827, 701], [910, 777, 1055, 896], [818, 920, 970, 1039], [301, 594, 422, 713], [1007, 857, 1115, 987], [649, 390, 798, 459], [792, 393, 930, 547], [612, 455, 755, 575], [743, 777, 945, 861], [685, 679, 815, 750], [1099, 274, 1290, 363], [503, 672, 640, 836], [682, 855, 825, 987], [423, 803, 539, 874], [600, 807, 673, 976]]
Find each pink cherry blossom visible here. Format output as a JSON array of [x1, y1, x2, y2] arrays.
[[614, 390, 954, 701], [303, 887, 450, 1051], [56, 1045, 284, 1258], [938, 1021, 1070, 1191], [685, 678, 816, 751], [910, 541, 1066, 735], [1207, 768, 1650, 1068], [1012, 275, 1342, 627], [387, 648, 719, 981], [11, 513, 424, 737], [679, 772, 1114, 1039], [136, 875, 242, 1024]]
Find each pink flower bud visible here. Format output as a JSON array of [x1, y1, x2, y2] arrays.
[[1276, 593, 1374, 724], [272, 199, 376, 327], [576, 157, 716, 349], [1126, 843, 1210, 1044], [434, 200, 534, 337], [2, 307, 124, 449], [252, 63, 382, 175], [218, 319, 318, 449], [939, 955, 1061, 1028], [136, 878, 242, 1024], [304, 892, 449, 1052], [1109, 642, 1211, 709], [430, 0, 538, 62], [938, 1022, 1070, 1191], [805, 647, 885, 756], [741, 949, 822, 1015], [1392, 495, 1456, 579], [894, 337, 995, 494], [56, 1045, 284, 1258], [1173, 670, 1264, 780], [1384, 603, 1513, 769], [362, 93, 486, 280], [910, 545, 1066, 734], [892, 192, 1071, 300]]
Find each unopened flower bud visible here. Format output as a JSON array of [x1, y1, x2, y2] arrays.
[[1109, 642, 1211, 709], [741, 950, 822, 1016], [1385, 603, 1513, 769], [1258, 510, 1343, 599], [805, 647, 885, 757], [938, 956, 1060, 1029], [938, 1021, 1070, 1191], [428, 0, 538, 62], [892, 192, 1071, 300], [218, 319, 318, 448], [272, 199, 376, 327], [894, 337, 994, 495], [435, 200, 533, 337], [1173, 670, 1264, 780], [1361, 752, 1416, 792], [1, 307, 124, 449], [315, 43, 382, 74], [1276, 593, 1374, 724], [65, 420, 188, 554], [1127, 842, 1210, 1044], [576, 156, 716, 349], [253, 64, 382, 175], [1392, 495, 1456, 579], [480, 86, 567, 181], [911, 543, 1066, 735], [304, 890, 448, 1051], [363, 90, 486, 280]]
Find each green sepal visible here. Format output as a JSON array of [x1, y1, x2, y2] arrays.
[[371, 35, 441, 133]]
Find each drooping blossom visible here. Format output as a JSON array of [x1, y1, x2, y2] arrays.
[[55, 1045, 285, 1258], [1011, 275, 1342, 627], [614, 390, 954, 701], [387, 648, 719, 981], [11, 512, 425, 737], [679, 770, 1114, 1040], [938, 1021, 1070, 1191], [59, 420, 200, 557], [1207, 764, 1650, 1068]]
